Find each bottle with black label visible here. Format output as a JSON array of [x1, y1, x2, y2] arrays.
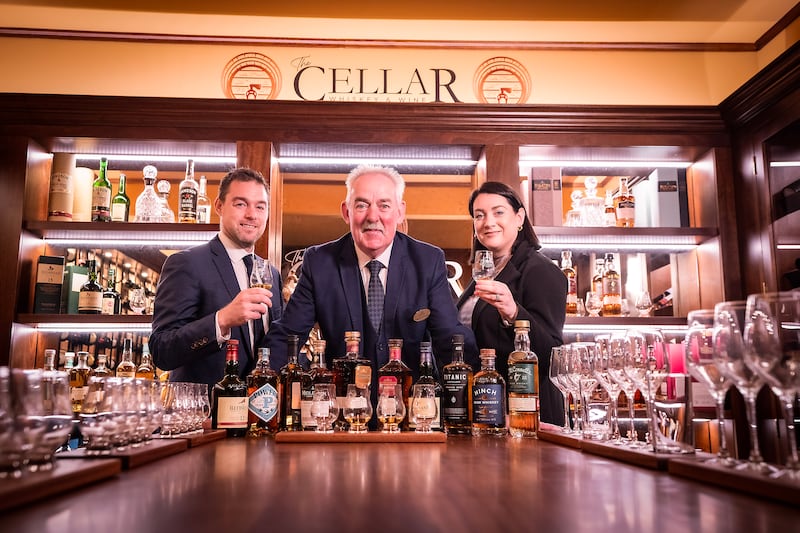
[[414, 341, 444, 431], [442, 334, 473, 435], [507, 320, 539, 438], [78, 260, 103, 314]]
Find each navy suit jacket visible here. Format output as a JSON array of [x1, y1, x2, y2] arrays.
[[457, 241, 567, 425], [150, 235, 283, 391], [264, 232, 479, 378]]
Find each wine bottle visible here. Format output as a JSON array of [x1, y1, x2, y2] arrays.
[[110, 172, 130, 222], [91, 157, 112, 222], [212, 339, 248, 437]]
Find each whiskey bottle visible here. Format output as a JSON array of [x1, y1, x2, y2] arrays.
[[178, 158, 199, 223], [101, 266, 121, 315], [601, 253, 622, 316], [43, 349, 57, 372], [78, 260, 103, 314], [378, 338, 413, 430], [212, 339, 248, 437], [591, 258, 605, 296], [507, 320, 539, 438], [331, 331, 372, 430], [603, 190, 616, 227], [279, 334, 304, 431], [561, 250, 578, 316], [91, 156, 112, 222], [613, 177, 636, 228], [68, 351, 91, 414], [301, 339, 334, 430], [442, 334, 473, 435], [110, 172, 130, 222], [196, 175, 212, 224], [91, 353, 113, 378], [115, 338, 137, 378], [247, 347, 281, 436], [414, 341, 443, 431], [136, 347, 155, 379], [471, 348, 507, 437]]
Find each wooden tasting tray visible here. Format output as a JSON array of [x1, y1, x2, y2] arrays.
[[275, 431, 447, 443], [160, 429, 227, 447], [58, 438, 187, 469], [0, 458, 120, 512]]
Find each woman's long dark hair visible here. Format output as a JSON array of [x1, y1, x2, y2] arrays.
[[468, 181, 541, 262]]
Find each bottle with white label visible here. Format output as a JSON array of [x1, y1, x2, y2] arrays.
[[178, 159, 198, 223], [212, 339, 248, 437], [196, 175, 212, 224]]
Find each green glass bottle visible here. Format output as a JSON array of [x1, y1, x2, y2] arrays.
[[91, 157, 112, 222], [110, 172, 130, 222]]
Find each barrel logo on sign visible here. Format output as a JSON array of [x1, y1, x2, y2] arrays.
[[222, 52, 282, 100], [473, 57, 531, 104]]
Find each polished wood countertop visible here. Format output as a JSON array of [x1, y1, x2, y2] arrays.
[[3, 435, 799, 532]]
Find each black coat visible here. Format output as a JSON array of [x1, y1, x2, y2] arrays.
[[457, 241, 567, 425]]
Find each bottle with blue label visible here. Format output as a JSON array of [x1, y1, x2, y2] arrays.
[[247, 347, 281, 436], [471, 348, 507, 437]]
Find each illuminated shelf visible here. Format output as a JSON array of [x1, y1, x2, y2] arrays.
[[564, 316, 687, 336], [24, 221, 218, 245], [535, 227, 718, 252], [16, 314, 153, 332]]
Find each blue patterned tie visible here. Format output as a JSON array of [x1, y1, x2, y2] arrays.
[[367, 260, 384, 332]]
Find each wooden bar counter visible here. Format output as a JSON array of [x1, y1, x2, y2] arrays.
[[3, 435, 799, 532]]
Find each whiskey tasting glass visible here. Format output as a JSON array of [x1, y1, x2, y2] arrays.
[[26, 369, 73, 471], [713, 300, 774, 474], [311, 383, 339, 433], [684, 309, 735, 466], [410, 384, 438, 433], [548, 346, 573, 433], [249, 255, 274, 290], [744, 291, 800, 479], [472, 250, 495, 281], [585, 291, 603, 317], [1, 367, 25, 478], [377, 383, 405, 433], [79, 376, 115, 455], [343, 384, 372, 433]]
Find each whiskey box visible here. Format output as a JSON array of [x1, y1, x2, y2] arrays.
[[61, 264, 89, 314], [530, 168, 563, 226], [33, 255, 66, 313], [633, 168, 688, 228]]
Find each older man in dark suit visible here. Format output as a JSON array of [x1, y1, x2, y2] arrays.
[[264, 165, 478, 383], [151, 168, 283, 392]]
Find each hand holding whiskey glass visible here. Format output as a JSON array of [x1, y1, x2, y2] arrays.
[[472, 250, 495, 281], [249, 255, 273, 291]]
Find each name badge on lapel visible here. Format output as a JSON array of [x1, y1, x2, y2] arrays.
[[413, 308, 431, 322]]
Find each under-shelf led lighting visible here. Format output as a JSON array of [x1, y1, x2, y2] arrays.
[[78, 154, 237, 165], [769, 161, 800, 167], [519, 160, 692, 170], [35, 323, 152, 333], [277, 157, 477, 167], [777, 244, 800, 250], [539, 242, 697, 251], [44, 238, 207, 247], [563, 323, 687, 336]]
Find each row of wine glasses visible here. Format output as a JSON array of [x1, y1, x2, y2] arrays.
[[0, 367, 73, 478], [549, 328, 692, 453], [705, 292, 800, 480]]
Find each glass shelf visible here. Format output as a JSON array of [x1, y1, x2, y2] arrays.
[[24, 221, 218, 245], [535, 226, 718, 252]]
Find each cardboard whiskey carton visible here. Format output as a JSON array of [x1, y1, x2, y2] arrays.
[[33, 255, 66, 314]]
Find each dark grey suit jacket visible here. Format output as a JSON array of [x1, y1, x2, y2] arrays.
[[150, 235, 283, 391], [264, 232, 478, 377]]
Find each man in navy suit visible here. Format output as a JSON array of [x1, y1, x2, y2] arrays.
[[264, 165, 478, 385], [151, 168, 283, 393]]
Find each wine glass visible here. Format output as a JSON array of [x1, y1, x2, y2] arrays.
[[684, 309, 735, 466], [593, 335, 623, 443], [343, 384, 372, 433], [561, 344, 583, 435], [574, 342, 602, 439], [377, 383, 406, 433], [549, 346, 572, 433], [625, 328, 672, 452], [585, 291, 603, 317], [249, 255, 274, 290], [744, 291, 800, 479], [311, 383, 339, 433], [606, 332, 641, 446], [472, 250, 495, 281], [635, 291, 653, 317], [713, 300, 774, 474], [410, 384, 438, 433]]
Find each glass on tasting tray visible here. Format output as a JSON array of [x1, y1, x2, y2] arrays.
[[343, 384, 372, 433], [410, 383, 437, 433]]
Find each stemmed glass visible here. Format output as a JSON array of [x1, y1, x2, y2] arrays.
[[625, 328, 671, 452], [410, 384, 438, 433], [549, 346, 573, 433], [744, 291, 800, 479], [713, 300, 773, 474], [377, 383, 406, 433], [573, 343, 601, 439], [593, 335, 622, 443], [249, 255, 274, 290], [561, 344, 583, 435], [472, 250, 495, 281], [311, 383, 339, 433], [684, 309, 735, 466], [343, 384, 372, 433], [606, 332, 641, 446]]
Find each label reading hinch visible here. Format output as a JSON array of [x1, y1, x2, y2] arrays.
[[249, 383, 279, 423], [472, 384, 505, 426], [217, 396, 248, 428]]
